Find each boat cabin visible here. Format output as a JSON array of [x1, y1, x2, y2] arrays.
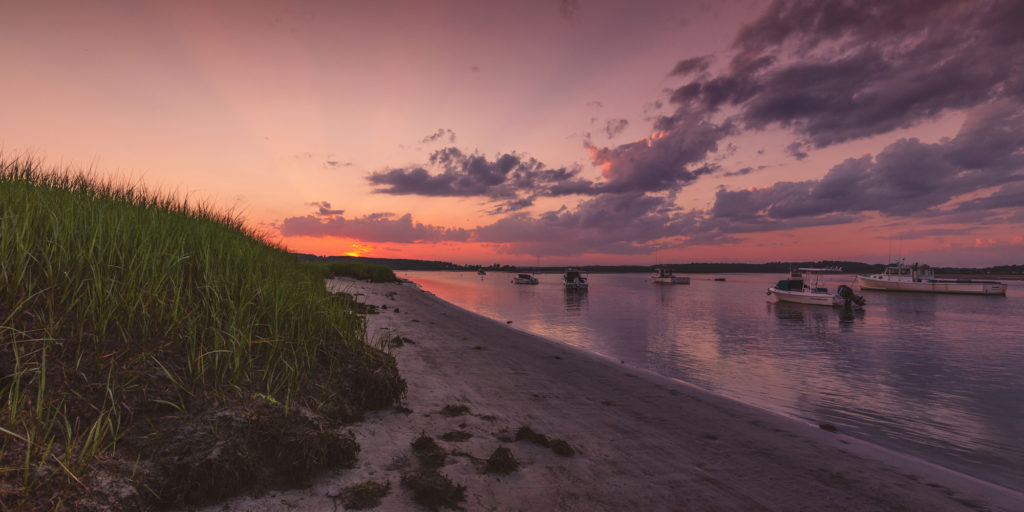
[[775, 268, 835, 293], [773, 277, 804, 291]]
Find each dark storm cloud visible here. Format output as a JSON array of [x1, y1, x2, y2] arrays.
[[670, 0, 1024, 147], [706, 100, 1024, 226], [366, 147, 595, 212], [277, 210, 469, 243], [604, 118, 629, 139], [420, 128, 457, 144]]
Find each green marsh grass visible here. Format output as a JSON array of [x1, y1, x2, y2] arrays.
[[318, 261, 398, 283], [0, 155, 404, 509]]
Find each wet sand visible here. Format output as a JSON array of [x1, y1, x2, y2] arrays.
[[197, 278, 1022, 511]]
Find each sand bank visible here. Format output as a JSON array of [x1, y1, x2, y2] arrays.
[[197, 278, 1022, 511]]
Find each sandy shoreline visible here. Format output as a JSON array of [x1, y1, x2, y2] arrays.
[[197, 278, 1022, 511]]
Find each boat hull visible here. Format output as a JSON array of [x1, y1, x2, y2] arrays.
[[768, 288, 843, 307], [857, 276, 1007, 295], [652, 276, 690, 284]]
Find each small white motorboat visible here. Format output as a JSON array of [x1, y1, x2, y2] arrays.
[[767, 268, 864, 308], [651, 266, 690, 284], [511, 273, 539, 285], [562, 268, 589, 289]]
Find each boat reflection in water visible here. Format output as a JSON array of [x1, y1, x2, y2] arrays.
[[563, 287, 588, 312], [770, 301, 863, 329]]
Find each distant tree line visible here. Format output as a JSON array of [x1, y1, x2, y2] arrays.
[[293, 254, 1021, 275]]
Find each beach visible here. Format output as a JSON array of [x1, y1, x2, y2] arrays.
[[197, 278, 1023, 511]]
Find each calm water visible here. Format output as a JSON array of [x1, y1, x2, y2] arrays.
[[400, 271, 1024, 491]]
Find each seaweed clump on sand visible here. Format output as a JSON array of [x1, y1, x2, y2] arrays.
[[484, 447, 519, 474], [0, 156, 406, 511], [515, 426, 575, 457], [440, 404, 471, 417], [401, 470, 467, 511], [132, 400, 360, 507], [412, 434, 448, 469], [440, 431, 473, 442], [335, 480, 391, 510]]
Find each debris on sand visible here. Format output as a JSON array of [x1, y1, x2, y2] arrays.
[[549, 439, 575, 457], [440, 404, 471, 417], [514, 426, 551, 447], [134, 400, 360, 508], [484, 447, 519, 474], [441, 431, 473, 442], [514, 426, 575, 457], [335, 480, 391, 510], [401, 470, 466, 511], [412, 434, 448, 469]]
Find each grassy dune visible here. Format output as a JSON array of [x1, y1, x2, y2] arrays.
[[0, 156, 405, 510]]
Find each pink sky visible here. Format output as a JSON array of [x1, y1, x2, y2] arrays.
[[3, 0, 1022, 267]]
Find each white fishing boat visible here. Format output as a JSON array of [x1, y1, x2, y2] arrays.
[[562, 268, 589, 289], [767, 268, 865, 308], [858, 260, 1007, 295], [650, 266, 690, 284], [511, 273, 539, 285]]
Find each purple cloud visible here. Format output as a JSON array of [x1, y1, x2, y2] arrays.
[[671, 0, 1024, 147], [604, 118, 629, 139], [366, 147, 594, 212], [669, 55, 713, 77], [278, 209, 469, 243], [474, 193, 694, 255], [420, 128, 456, 144], [706, 100, 1024, 227], [785, 141, 808, 160], [305, 201, 345, 216], [586, 112, 732, 194]]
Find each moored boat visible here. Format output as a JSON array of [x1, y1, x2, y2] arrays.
[[767, 268, 865, 308], [651, 266, 690, 284], [562, 268, 589, 289], [857, 261, 1007, 295], [511, 273, 539, 285]]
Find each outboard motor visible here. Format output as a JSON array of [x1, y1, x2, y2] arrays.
[[837, 284, 865, 308]]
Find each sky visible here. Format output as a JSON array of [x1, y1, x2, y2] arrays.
[[3, 0, 1023, 267]]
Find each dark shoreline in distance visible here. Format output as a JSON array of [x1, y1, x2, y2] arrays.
[[295, 253, 1023, 279]]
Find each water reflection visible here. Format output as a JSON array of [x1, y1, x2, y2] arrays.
[[563, 288, 588, 312], [770, 301, 863, 328]]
